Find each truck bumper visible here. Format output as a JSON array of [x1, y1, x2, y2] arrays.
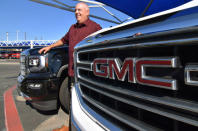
[[70, 84, 107, 131], [17, 88, 57, 111], [17, 75, 59, 111], [30, 99, 57, 111]]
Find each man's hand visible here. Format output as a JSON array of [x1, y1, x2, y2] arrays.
[[38, 40, 64, 54], [38, 46, 51, 54]]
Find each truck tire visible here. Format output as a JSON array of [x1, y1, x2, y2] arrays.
[[59, 77, 70, 113]]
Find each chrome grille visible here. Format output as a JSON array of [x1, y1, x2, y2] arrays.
[[20, 55, 27, 76], [75, 34, 198, 130]]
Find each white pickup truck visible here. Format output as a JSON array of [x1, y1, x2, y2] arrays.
[[72, 0, 198, 130]]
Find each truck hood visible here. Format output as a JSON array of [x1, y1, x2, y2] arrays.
[[76, 0, 198, 49], [96, 0, 191, 19]]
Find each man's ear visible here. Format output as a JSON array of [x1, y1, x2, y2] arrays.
[[87, 9, 90, 17]]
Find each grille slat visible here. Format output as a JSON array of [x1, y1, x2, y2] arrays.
[[79, 79, 198, 127], [20, 55, 27, 76], [80, 87, 163, 131], [79, 75, 198, 115]]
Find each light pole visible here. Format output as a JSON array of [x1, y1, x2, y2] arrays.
[[6, 32, 8, 41], [24, 32, 26, 40]]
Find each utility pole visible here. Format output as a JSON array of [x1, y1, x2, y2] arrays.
[[6, 32, 8, 41]]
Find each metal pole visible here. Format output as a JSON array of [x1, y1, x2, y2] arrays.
[[17, 30, 20, 41], [6, 32, 8, 41], [25, 32, 26, 40]]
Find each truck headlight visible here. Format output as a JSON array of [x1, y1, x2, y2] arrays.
[[28, 56, 47, 72], [29, 57, 40, 66]]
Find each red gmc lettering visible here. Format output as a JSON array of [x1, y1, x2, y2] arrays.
[[108, 58, 135, 83], [93, 59, 108, 78], [135, 58, 178, 90], [93, 57, 178, 90]]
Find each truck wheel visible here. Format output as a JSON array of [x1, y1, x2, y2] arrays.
[[59, 77, 70, 113]]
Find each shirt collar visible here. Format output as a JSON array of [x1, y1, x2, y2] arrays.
[[75, 18, 90, 28]]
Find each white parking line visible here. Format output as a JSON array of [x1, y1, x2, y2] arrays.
[[0, 62, 19, 64]]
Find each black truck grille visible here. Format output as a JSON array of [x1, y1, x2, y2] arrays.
[[75, 29, 198, 130]]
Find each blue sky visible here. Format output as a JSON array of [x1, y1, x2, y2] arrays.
[[0, 0, 130, 41]]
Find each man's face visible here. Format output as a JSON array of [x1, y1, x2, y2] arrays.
[[75, 3, 89, 23]]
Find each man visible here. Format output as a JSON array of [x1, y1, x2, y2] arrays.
[[39, 2, 101, 130], [39, 2, 101, 79]]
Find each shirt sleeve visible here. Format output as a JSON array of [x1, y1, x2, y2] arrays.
[[61, 32, 69, 45], [95, 23, 102, 31]]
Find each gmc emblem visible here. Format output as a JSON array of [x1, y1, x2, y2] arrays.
[[93, 57, 179, 90]]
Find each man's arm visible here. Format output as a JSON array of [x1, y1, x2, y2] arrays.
[[38, 40, 64, 54]]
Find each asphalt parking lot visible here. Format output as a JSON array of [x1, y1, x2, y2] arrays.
[[0, 59, 69, 131]]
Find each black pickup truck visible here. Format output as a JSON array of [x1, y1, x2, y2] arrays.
[[17, 46, 70, 112]]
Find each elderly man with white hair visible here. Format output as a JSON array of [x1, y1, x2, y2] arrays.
[[39, 2, 101, 78]]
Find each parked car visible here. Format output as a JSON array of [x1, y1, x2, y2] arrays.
[[0, 52, 4, 59], [11, 52, 20, 59], [0, 51, 11, 59], [17, 46, 69, 111]]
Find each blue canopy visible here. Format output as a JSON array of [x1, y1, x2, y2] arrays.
[[96, 0, 191, 19]]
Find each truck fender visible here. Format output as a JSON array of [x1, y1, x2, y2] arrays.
[[57, 64, 68, 77]]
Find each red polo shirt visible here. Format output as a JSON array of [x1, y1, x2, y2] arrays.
[[61, 19, 101, 77]]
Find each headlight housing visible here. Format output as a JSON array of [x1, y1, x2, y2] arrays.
[[29, 57, 40, 66], [28, 55, 47, 72]]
